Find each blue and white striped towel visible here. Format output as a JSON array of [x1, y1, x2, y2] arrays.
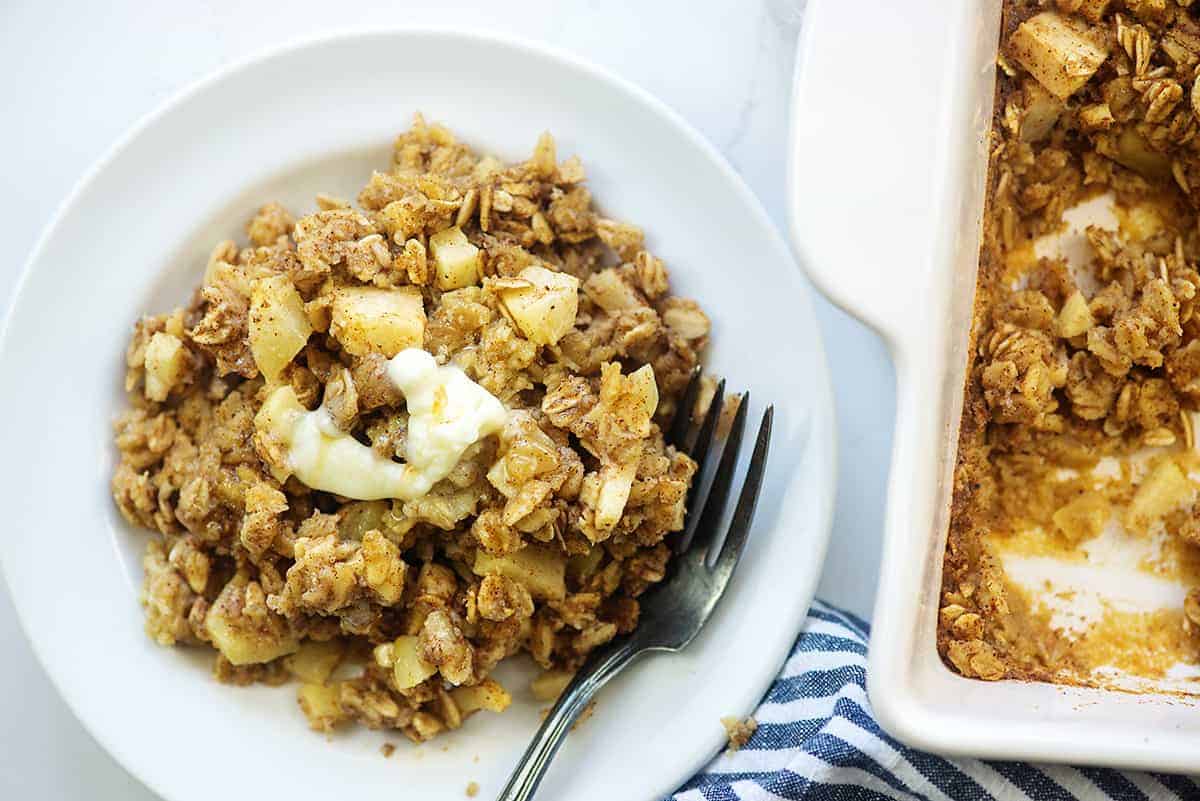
[[674, 600, 1199, 801]]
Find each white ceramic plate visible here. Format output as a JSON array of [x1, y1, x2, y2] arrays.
[[0, 29, 834, 801]]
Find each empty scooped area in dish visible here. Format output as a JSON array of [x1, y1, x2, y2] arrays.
[[968, 191, 1200, 693]]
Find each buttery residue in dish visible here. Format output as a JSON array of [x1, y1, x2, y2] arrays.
[[943, 182, 1200, 691], [938, 0, 1200, 693]]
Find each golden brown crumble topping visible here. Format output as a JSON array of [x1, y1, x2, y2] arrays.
[[944, 0, 1200, 687], [112, 116, 706, 742]]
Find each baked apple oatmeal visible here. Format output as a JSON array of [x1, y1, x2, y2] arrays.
[[942, 1, 1200, 688], [111, 116, 711, 741]]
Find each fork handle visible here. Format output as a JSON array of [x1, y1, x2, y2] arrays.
[[496, 636, 645, 801]]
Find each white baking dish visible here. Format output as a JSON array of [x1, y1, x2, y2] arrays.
[[788, 0, 1200, 772]]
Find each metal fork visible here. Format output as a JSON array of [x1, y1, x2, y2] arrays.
[[497, 368, 774, 801]]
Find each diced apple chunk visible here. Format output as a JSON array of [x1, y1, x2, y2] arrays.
[[297, 683, 343, 732], [1020, 81, 1064, 143], [254, 386, 308, 484], [474, 545, 566, 601], [283, 639, 345, 684], [496, 266, 579, 346], [1009, 12, 1107, 100], [205, 577, 298, 665], [1112, 128, 1171, 181], [388, 635, 438, 690], [143, 332, 187, 402], [592, 462, 638, 533], [566, 547, 604, 583], [249, 275, 312, 381], [330, 286, 426, 357], [429, 226, 482, 290], [256, 383, 306, 437], [1056, 291, 1094, 338], [627, 364, 659, 419], [451, 678, 512, 715], [337, 500, 390, 541], [1126, 460, 1193, 534]]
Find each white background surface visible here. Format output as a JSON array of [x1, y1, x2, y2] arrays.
[[0, 0, 895, 797]]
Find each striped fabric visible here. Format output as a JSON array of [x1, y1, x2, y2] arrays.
[[674, 600, 1198, 801]]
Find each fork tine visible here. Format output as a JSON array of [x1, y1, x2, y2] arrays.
[[673, 380, 725, 553], [667, 365, 703, 450], [683, 392, 749, 559], [711, 405, 773, 575]]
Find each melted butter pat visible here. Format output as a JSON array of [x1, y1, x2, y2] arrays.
[[259, 349, 506, 501]]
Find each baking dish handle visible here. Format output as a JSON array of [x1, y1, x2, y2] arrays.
[[786, 0, 952, 346]]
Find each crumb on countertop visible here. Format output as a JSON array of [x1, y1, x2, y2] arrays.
[[466, 781, 480, 797], [380, 743, 395, 758], [720, 715, 758, 751]]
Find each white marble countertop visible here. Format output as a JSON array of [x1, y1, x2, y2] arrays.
[[0, 0, 895, 796]]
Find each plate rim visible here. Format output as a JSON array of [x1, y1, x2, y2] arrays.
[[0, 25, 837, 800]]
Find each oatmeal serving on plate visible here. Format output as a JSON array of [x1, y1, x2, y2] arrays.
[[942, 0, 1200, 689], [112, 116, 711, 741]]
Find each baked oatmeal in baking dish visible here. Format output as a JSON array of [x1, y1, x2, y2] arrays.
[[941, 0, 1200, 689], [111, 116, 712, 741]]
